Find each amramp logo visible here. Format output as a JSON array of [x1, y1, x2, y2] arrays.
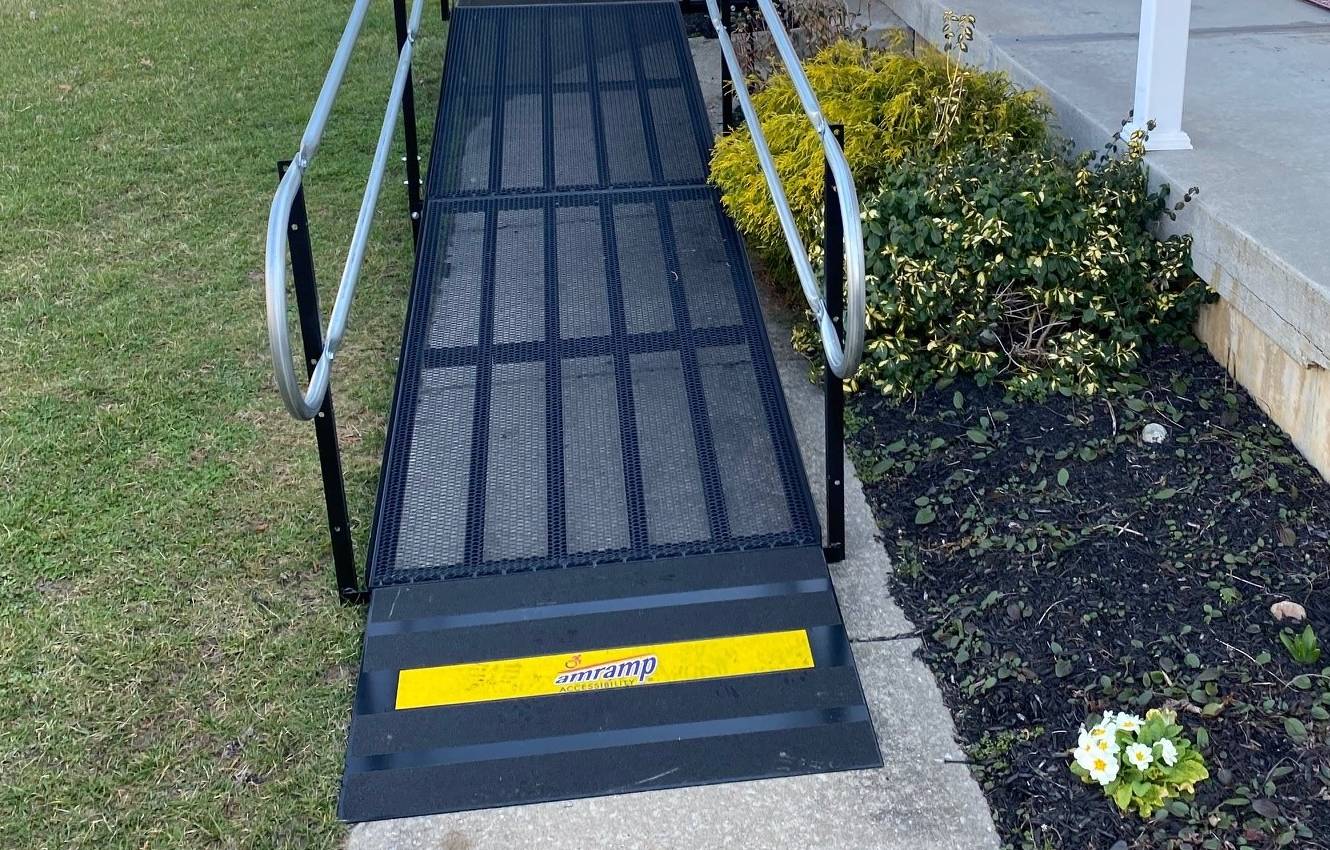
[[554, 653, 659, 693], [393, 630, 813, 710]]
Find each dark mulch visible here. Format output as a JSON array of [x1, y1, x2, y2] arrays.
[[682, 11, 716, 38], [846, 346, 1330, 850]]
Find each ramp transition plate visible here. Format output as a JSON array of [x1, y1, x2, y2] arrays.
[[339, 547, 881, 821]]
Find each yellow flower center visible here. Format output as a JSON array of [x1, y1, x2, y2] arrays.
[[1092, 757, 1108, 772]]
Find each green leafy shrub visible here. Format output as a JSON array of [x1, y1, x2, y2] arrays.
[[842, 135, 1210, 397], [709, 38, 1051, 253], [1071, 709, 1209, 818]]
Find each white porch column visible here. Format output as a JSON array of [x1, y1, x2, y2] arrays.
[[1122, 0, 1193, 151]]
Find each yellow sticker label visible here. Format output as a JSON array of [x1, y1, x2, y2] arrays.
[[395, 629, 814, 710]]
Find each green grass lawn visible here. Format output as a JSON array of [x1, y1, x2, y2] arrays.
[[0, 1, 444, 846]]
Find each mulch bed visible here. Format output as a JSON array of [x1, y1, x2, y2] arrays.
[[846, 345, 1330, 849]]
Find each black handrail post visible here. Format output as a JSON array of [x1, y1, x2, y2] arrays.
[[441, 0, 450, 22], [277, 162, 364, 603], [720, 1, 734, 134], [823, 124, 846, 564], [393, 0, 424, 248]]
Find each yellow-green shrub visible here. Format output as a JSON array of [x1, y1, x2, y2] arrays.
[[709, 40, 1051, 253]]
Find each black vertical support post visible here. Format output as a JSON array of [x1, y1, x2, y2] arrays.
[[277, 162, 363, 602], [441, 0, 450, 21], [393, 0, 424, 247], [720, 1, 734, 134], [823, 125, 846, 564]]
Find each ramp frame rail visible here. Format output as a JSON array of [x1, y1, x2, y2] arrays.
[[707, 0, 865, 561], [264, 0, 434, 600]]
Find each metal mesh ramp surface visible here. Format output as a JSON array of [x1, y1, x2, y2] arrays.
[[368, 1, 819, 587], [340, 0, 880, 823], [427, 0, 712, 197]]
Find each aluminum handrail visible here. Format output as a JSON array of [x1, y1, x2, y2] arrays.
[[265, 0, 426, 420], [705, 0, 865, 378]]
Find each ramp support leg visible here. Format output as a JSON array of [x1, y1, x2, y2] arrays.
[[278, 161, 365, 603], [393, 0, 425, 247], [823, 125, 846, 564]]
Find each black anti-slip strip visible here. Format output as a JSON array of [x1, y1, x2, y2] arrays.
[[599, 198, 650, 550], [486, 14, 509, 196], [436, 181, 711, 205], [371, 547, 827, 619], [622, 6, 665, 186], [364, 586, 844, 671], [449, 77, 691, 104], [542, 201, 567, 559], [540, 28, 556, 192], [656, 194, 729, 539], [421, 323, 746, 369], [341, 721, 880, 821], [365, 577, 831, 636], [354, 623, 853, 714], [346, 705, 870, 774], [373, 527, 819, 588], [461, 207, 499, 564], [458, 0, 672, 7], [349, 664, 866, 755], [581, 5, 611, 188]]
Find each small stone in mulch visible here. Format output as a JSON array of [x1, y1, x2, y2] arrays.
[[1271, 600, 1309, 623]]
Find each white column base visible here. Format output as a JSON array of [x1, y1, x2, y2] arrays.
[[1121, 123, 1193, 151]]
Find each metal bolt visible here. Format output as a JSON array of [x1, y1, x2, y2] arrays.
[[290, 223, 299, 231], [411, 211, 420, 220]]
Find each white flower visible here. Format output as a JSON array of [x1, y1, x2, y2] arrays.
[[1074, 742, 1101, 771], [1085, 751, 1120, 786], [1112, 712, 1144, 734], [1125, 742, 1153, 770], [1156, 738, 1178, 767]]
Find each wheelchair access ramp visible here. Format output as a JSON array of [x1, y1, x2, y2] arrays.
[[335, 0, 881, 822]]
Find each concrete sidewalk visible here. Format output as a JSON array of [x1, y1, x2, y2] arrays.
[[871, 0, 1330, 477], [344, 35, 998, 850]]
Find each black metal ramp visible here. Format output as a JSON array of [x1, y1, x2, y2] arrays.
[[339, 0, 880, 822]]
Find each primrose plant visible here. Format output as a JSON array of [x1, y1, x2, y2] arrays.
[[1070, 708, 1209, 817]]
